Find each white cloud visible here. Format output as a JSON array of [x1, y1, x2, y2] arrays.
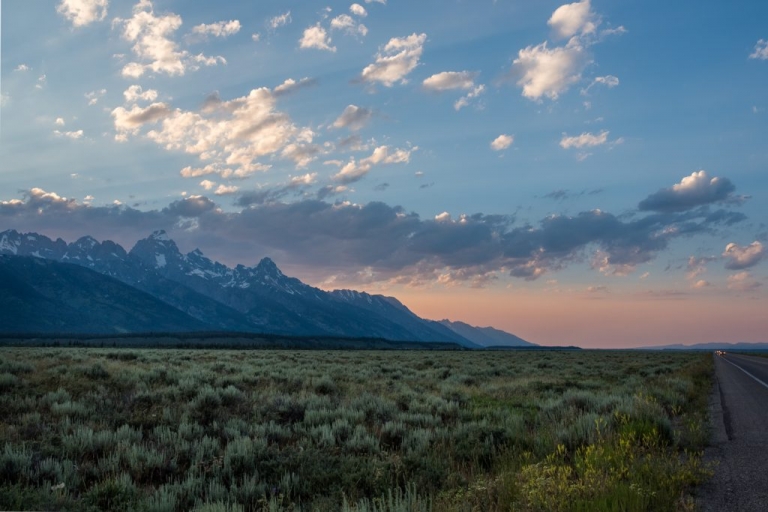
[[723, 241, 764, 270], [14, 64, 30, 72], [582, 75, 619, 94], [330, 14, 368, 37], [334, 145, 416, 183], [350, 4, 367, 17], [251, 33, 261, 42], [191, 20, 241, 38], [435, 212, 451, 222], [273, 77, 316, 96], [57, 0, 108, 27], [300, 25, 336, 52], [35, 75, 47, 90], [454, 85, 485, 110], [84, 88, 107, 105], [199, 179, 216, 190], [112, 88, 312, 177], [365, 0, 386, 4], [512, 40, 587, 100], [123, 85, 158, 103], [560, 130, 608, 148], [751, 40, 768, 60], [332, 105, 373, 131], [214, 184, 239, 196], [269, 11, 292, 29], [490, 134, 514, 151], [114, 1, 224, 78], [54, 129, 84, 140], [55, 118, 66, 126], [361, 33, 426, 87], [548, 0, 597, 40], [422, 71, 476, 91], [289, 173, 318, 187]]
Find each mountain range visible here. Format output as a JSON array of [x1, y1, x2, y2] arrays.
[[0, 229, 534, 348]]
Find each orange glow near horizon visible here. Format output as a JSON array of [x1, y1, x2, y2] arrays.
[[385, 288, 767, 349]]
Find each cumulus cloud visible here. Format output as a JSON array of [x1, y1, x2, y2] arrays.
[[332, 105, 373, 131], [55, 118, 66, 126], [14, 64, 30, 72], [114, 1, 224, 78], [123, 85, 158, 103], [333, 145, 415, 184], [300, 25, 336, 52], [214, 185, 239, 196], [750, 39, 768, 60], [361, 33, 426, 87], [269, 11, 291, 29], [548, 0, 597, 39], [350, 4, 367, 17], [199, 180, 216, 190], [638, 171, 737, 212], [723, 241, 764, 270], [512, 40, 587, 100], [112, 87, 311, 175], [491, 134, 514, 151], [560, 130, 608, 148], [57, 0, 108, 27], [422, 71, 477, 91], [330, 14, 367, 37], [191, 20, 241, 38]]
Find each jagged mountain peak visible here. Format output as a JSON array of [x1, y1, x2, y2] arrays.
[[73, 235, 98, 248], [149, 230, 170, 241], [255, 257, 281, 275]]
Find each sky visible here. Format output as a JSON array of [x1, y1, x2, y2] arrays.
[[1, 0, 767, 348]]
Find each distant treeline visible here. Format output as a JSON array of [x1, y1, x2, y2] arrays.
[[0, 331, 581, 350]]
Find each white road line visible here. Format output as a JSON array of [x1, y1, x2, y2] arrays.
[[729, 354, 768, 367], [720, 356, 768, 391]]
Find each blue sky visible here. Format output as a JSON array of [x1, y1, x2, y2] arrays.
[[1, 0, 766, 346]]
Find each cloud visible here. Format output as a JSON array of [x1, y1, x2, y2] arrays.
[[365, 0, 386, 3], [191, 20, 241, 38], [638, 171, 737, 212], [57, 0, 108, 27], [422, 71, 477, 91], [512, 40, 587, 100], [332, 105, 373, 131], [251, 33, 260, 42], [55, 118, 66, 126], [490, 134, 514, 151], [330, 14, 368, 37], [14, 64, 30, 72], [114, 1, 224, 78], [289, 173, 318, 187], [560, 130, 608, 149], [727, 271, 762, 292], [582, 75, 618, 94], [112, 87, 312, 176], [750, 39, 768, 60], [273, 77, 317, 96], [548, 0, 597, 39], [454, 85, 485, 111], [300, 25, 336, 52], [269, 11, 291, 29], [350, 4, 367, 17], [199, 179, 216, 190], [85, 89, 107, 105], [333, 145, 415, 184], [0, 186, 748, 285], [723, 241, 764, 270], [123, 85, 158, 103], [53, 129, 84, 140], [214, 185, 239, 196], [361, 33, 426, 87]]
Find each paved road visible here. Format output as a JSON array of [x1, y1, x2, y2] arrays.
[[698, 353, 768, 511]]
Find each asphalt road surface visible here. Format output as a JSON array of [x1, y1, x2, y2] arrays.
[[698, 353, 768, 511]]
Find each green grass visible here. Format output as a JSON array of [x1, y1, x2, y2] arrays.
[[0, 348, 713, 511]]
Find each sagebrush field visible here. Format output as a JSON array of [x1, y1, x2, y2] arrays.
[[0, 348, 712, 511]]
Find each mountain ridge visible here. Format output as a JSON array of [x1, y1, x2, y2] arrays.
[[0, 229, 530, 346]]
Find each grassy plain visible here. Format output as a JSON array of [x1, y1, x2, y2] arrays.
[[0, 348, 712, 511]]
